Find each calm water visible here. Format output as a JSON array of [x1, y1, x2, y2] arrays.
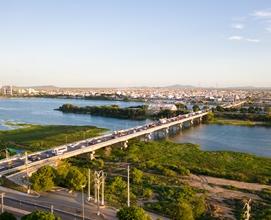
[[0, 97, 149, 131], [0, 98, 270, 157], [170, 124, 271, 157]]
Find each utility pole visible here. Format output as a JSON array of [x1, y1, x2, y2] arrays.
[[1, 193, 4, 213], [127, 165, 130, 207]]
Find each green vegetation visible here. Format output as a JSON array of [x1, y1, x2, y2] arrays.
[[30, 166, 55, 192], [30, 163, 87, 192], [104, 141, 271, 184], [22, 211, 61, 220], [0, 212, 16, 220], [209, 118, 271, 126], [57, 104, 149, 120], [65, 142, 209, 218], [214, 105, 271, 123], [57, 103, 190, 120], [0, 124, 106, 152], [117, 206, 151, 220]]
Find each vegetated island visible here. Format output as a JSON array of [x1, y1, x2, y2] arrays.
[[208, 105, 271, 127], [56, 103, 190, 120]]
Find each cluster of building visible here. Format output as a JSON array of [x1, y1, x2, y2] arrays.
[[1, 85, 270, 108], [0, 85, 39, 96]]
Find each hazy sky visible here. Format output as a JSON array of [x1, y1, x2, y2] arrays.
[[0, 0, 271, 87]]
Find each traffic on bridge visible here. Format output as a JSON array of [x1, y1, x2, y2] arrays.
[[0, 110, 209, 176]]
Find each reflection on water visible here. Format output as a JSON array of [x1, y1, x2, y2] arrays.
[[169, 124, 271, 157], [0, 97, 149, 131]]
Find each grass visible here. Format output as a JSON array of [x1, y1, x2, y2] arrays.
[[209, 118, 271, 127], [102, 140, 271, 184], [0, 124, 107, 152]]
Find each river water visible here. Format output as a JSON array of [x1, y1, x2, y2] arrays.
[[0, 97, 270, 157]]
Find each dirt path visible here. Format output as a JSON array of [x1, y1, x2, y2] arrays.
[[183, 174, 271, 220]]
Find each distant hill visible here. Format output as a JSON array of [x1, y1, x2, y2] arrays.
[[165, 84, 196, 88]]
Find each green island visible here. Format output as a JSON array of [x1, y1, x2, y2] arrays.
[[0, 124, 106, 152], [210, 106, 271, 127], [56, 103, 190, 120]]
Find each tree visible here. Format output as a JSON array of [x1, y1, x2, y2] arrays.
[[110, 176, 127, 194], [0, 212, 16, 220], [117, 206, 151, 220], [175, 103, 188, 110], [172, 202, 194, 220], [30, 165, 55, 192], [65, 166, 87, 191], [132, 168, 143, 184], [21, 211, 61, 220], [192, 105, 200, 112]]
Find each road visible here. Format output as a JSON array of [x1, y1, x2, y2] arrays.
[[1, 188, 117, 220]]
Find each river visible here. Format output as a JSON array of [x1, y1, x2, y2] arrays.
[[0, 97, 270, 157]]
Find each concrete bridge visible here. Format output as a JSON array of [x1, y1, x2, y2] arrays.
[[0, 110, 209, 176]]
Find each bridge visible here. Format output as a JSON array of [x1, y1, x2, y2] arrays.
[[222, 101, 246, 109], [0, 110, 209, 176]]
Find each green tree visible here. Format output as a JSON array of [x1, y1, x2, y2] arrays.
[[172, 202, 194, 220], [21, 211, 61, 220], [192, 105, 200, 112], [191, 196, 206, 218], [143, 188, 153, 199], [117, 206, 151, 220], [0, 212, 17, 220], [132, 168, 143, 184], [30, 165, 55, 192], [65, 166, 87, 191], [110, 176, 127, 194]]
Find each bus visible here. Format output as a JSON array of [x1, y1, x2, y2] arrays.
[[52, 146, 68, 156]]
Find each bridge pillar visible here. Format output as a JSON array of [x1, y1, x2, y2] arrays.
[[121, 140, 128, 150], [90, 151, 95, 160], [179, 123, 183, 130], [145, 133, 152, 141], [190, 119, 194, 126]]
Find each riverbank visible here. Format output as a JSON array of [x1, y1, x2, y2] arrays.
[[0, 124, 106, 152]]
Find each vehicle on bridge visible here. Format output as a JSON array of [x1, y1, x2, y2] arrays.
[[52, 146, 68, 155]]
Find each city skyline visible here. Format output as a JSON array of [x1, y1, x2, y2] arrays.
[[1, 0, 271, 87]]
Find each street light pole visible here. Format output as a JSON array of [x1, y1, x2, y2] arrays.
[[101, 171, 105, 206], [88, 169, 91, 201], [1, 193, 4, 213], [127, 165, 130, 207], [82, 185, 85, 220]]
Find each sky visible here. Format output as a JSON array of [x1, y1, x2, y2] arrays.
[[0, 0, 271, 88]]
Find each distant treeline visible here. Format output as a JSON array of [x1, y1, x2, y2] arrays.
[[214, 105, 271, 122], [57, 104, 191, 120], [57, 104, 149, 120]]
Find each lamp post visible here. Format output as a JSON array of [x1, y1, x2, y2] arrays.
[[81, 184, 86, 220], [94, 170, 106, 216], [127, 165, 130, 207]]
